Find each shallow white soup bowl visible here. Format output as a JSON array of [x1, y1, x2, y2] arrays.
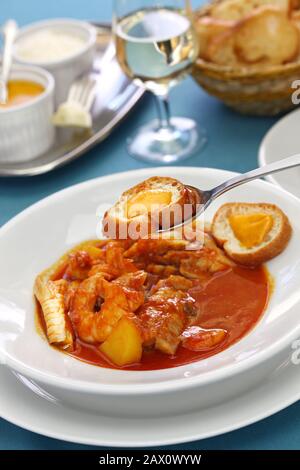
[[0, 65, 55, 163], [0, 168, 300, 417], [14, 19, 97, 106]]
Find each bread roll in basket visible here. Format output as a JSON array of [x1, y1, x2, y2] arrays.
[[192, 0, 300, 115]]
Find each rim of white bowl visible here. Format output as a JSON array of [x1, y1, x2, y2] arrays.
[[13, 18, 97, 68], [1, 167, 300, 396], [258, 154, 277, 186], [257, 108, 300, 187], [0, 65, 54, 113]]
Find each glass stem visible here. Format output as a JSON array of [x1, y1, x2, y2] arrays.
[[154, 94, 172, 130]]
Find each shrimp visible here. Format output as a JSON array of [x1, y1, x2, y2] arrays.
[[113, 270, 147, 290], [88, 242, 137, 279], [34, 241, 109, 350], [105, 241, 137, 274], [33, 240, 113, 350], [64, 251, 93, 280], [34, 275, 73, 350], [113, 270, 147, 311], [71, 273, 143, 344], [88, 262, 119, 280]]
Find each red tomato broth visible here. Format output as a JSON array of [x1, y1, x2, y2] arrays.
[[36, 265, 270, 371]]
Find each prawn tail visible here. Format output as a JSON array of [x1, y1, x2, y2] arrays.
[[34, 275, 73, 350]]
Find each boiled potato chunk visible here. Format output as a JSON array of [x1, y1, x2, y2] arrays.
[[99, 317, 142, 366]]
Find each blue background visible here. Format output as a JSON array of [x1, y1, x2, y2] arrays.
[[0, 0, 300, 450]]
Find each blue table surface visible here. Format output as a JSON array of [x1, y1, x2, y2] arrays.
[[1, 0, 300, 451]]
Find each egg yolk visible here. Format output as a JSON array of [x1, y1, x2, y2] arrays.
[[126, 191, 172, 219], [229, 213, 273, 248], [0, 80, 45, 108]]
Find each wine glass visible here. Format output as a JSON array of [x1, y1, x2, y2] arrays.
[[113, 0, 207, 164]]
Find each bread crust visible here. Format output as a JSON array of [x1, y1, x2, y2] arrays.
[[292, 9, 300, 32], [196, 1, 299, 68], [195, 16, 234, 60], [102, 177, 191, 239], [206, 28, 239, 65], [234, 7, 300, 65], [211, 202, 292, 266], [211, 0, 291, 21], [291, 0, 300, 10]]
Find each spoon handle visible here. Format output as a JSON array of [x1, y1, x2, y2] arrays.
[[0, 20, 18, 103], [211, 154, 300, 200]]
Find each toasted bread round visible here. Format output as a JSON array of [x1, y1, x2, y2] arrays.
[[195, 16, 234, 60], [292, 9, 300, 33], [211, 0, 258, 21], [206, 29, 240, 65], [234, 7, 299, 65], [211, 0, 291, 21], [102, 177, 192, 240], [211, 203, 292, 266]]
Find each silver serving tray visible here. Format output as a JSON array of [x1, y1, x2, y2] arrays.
[[0, 23, 144, 177]]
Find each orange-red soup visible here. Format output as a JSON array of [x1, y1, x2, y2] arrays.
[[37, 265, 270, 370]]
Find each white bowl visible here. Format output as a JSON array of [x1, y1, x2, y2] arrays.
[[258, 108, 300, 199], [0, 167, 300, 417], [13, 19, 97, 106], [0, 66, 55, 163]]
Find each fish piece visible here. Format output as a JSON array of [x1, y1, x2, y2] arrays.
[[34, 276, 73, 349]]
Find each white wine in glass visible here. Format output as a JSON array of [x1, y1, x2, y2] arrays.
[[114, 0, 207, 164]]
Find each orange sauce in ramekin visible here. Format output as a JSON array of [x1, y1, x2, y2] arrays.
[[0, 80, 44, 108]]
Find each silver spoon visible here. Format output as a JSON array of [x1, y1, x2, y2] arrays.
[[0, 20, 18, 104], [159, 153, 300, 232]]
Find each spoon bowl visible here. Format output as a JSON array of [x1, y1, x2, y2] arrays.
[[158, 153, 300, 232]]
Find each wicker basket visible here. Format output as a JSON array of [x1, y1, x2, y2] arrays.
[[192, 2, 300, 116]]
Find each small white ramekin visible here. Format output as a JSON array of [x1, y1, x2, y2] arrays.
[[0, 65, 55, 163], [13, 19, 97, 106]]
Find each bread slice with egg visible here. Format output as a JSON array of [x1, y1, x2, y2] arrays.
[[102, 177, 193, 239], [211, 203, 292, 266]]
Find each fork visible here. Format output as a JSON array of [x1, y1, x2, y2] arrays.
[[52, 75, 97, 128], [68, 76, 97, 111]]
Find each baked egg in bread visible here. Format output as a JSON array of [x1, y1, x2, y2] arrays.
[[212, 202, 292, 266], [103, 176, 194, 239]]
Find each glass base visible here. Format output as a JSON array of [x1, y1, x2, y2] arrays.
[[127, 117, 207, 164]]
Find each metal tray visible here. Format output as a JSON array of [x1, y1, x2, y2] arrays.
[[0, 23, 144, 177]]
